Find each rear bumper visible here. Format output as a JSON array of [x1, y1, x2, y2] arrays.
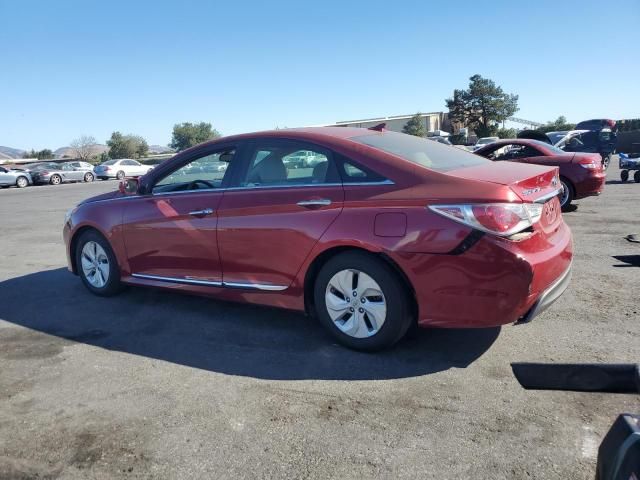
[[515, 261, 572, 324], [574, 172, 605, 199], [392, 221, 573, 328]]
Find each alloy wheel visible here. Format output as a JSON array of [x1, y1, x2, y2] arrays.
[[325, 269, 387, 338], [51, 175, 61, 185], [16, 177, 28, 188], [559, 180, 570, 207], [81, 241, 110, 288]]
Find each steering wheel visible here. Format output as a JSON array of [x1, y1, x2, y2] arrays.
[[188, 179, 215, 190]]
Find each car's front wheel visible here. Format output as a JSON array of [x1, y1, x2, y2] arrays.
[[313, 251, 413, 351], [16, 176, 29, 188], [84, 172, 94, 182], [75, 230, 123, 297]]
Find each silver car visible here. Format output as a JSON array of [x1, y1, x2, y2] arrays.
[[0, 165, 33, 188], [31, 161, 95, 185]]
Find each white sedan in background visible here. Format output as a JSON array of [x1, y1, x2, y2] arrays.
[[94, 159, 154, 180]]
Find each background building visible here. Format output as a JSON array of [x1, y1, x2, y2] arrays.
[[325, 112, 450, 135]]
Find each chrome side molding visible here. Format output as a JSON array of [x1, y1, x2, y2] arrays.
[[131, 273, 287, 291]]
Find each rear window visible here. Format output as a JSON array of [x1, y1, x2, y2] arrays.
[[102, 160, 117, 165], [351, 131, 488, 172]]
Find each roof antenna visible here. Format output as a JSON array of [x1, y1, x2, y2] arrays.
[[368, 123, 386, 132]]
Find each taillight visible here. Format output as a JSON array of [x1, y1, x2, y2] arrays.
[[40, 171, 49, 175], [429, 203, 542, 236], [104, 166, 111, 171], [578, 158, 599, 170]]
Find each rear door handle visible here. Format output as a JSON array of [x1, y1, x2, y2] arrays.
[[188, 208, 214, 217], [297, 199, 332, 207]]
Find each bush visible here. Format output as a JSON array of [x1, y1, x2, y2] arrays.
[[448, 133, 467, 145]]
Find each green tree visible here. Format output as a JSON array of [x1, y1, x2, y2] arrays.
[[496, 128, 517, 139], [107, 132, 149, 159], [22, 149, 53, 160], [537, 116, 576, 133], [402, 113, 426, 137], [170, 122, 220, 151], [446, 74, 519, 137]]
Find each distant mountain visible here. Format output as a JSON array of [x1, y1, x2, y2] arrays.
[[54, 144, 109, 159], [0, 146, 26, 160], [148, 145, 174, 154]]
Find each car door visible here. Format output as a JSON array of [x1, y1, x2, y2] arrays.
[[60, 163, 78, 181], [121, 146, 238, 284], [0, 167, 11, 185], [217, 139, 344, 289], [68, 162, 85, 180]]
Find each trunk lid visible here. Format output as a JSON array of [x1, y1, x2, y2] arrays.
[[449, 161, 561, 203]]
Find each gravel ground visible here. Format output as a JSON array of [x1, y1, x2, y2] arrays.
[[0, 162, 638, 480]]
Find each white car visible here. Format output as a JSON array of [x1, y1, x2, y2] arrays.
[[471, 137, 500, 152], [94, 159, 153, 180]]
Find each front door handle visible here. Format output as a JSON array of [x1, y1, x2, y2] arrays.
[[297, 199, 332, 207], [188, 208, 214, 217]]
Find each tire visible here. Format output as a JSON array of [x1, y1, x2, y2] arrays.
[[559, 177, 574, 211], [635, 171, 640, 183], [116, 170, 125, 180], [75, 230, 124, 297], [15, 176, 29, 188], [84, 172, 94, 182], [50, 174, 62, 185], [621, 170, 629, 182], [601, 154, 611, 170], [313, 251, 413, 351]]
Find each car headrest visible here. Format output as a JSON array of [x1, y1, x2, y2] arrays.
[[248, 155, 287, 184], [312, 161, 328, 183]]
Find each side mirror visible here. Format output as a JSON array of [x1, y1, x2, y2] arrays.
[[119, 177, 139, 195]]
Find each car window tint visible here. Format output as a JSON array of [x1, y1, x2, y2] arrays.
[[351, 131, 488, 172], [339, 156, 387, 183], [241, 142, 338, 187], [152, 149, 235, 193]]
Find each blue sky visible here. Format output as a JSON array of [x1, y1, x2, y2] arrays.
[[1, 0, 638, 150]]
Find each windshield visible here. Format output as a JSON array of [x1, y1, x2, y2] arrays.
[[541, 142, 567, 154], [351, 131, 489, 172], [477, 138, 497, 145], [546, 132, 568, 144]]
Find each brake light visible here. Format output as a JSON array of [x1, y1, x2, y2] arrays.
[[429, 203, 542, 236], [40, 171, 49, 175], [578, 158, 599, 170], [104, 166, 111, 171]]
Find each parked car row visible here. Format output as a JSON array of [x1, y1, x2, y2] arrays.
[[0, 159, 156, 189]]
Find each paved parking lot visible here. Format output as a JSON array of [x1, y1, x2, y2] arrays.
[[0, 163, 638, 479]]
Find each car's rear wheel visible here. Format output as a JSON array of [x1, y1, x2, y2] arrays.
[[601, 154, 611, 170], [621, 170, 629, 182], [75, 230, 123, 297], [84, 172, 94, 182], [313, 251, 412, 351], [559, 177, 574, 211], [116, 170, 125, 180], [16, 176, 28, 188], [50, 174, 62, 185]]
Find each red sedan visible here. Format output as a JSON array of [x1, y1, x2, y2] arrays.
[[475, 139, 605, 210], [63, 127, 573, 350]]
